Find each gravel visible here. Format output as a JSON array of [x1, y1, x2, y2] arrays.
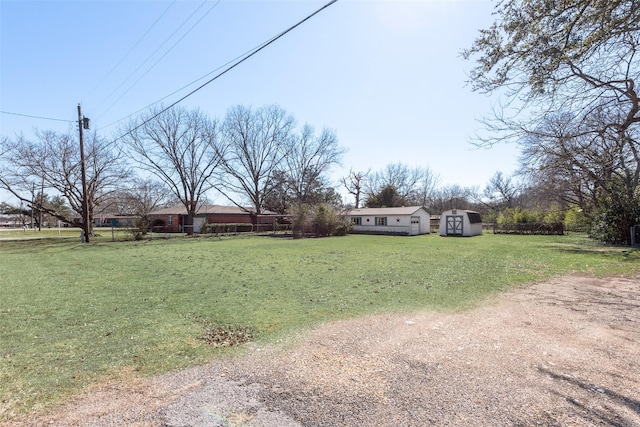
[[7, 274, 640, 427]]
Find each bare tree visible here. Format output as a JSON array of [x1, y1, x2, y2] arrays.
[[364, 163, 439, 207], [517, 113, 594, 208], [217, 105, 295, 214], [282, 124, 344, 204], [429, 185, 474, 214], [463, 0, 640, 243], [483, 171, 522, 210], [409, 166, 441, 207], [342, 169, 370, 208], [0, 130, 130, 229], [532, 110, 640, 242], [263, 170, 342, 214], [122, 106, 223, 235], [103, 177, 172, 217]]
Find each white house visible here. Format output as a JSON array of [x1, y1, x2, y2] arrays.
[[345, 206, 431, 236], [439, 209, 483, 237]]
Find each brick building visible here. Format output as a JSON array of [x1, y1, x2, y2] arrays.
[[148, 204, 279, 233]]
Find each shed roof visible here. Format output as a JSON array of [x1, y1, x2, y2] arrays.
[[441, 209, 481, 214], [346, 206, 428, 216], [440, 209, 483, 224]]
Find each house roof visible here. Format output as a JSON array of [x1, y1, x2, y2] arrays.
[[149, 204, 276, 216], [345, 206, 429, 216]]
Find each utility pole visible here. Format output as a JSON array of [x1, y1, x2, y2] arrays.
[[77, 104, 90, 243], [31, 182, 35, 229], [39, 175, 44, 231]]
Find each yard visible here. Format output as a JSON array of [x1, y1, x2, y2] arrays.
[[1, 232, 639, 422]]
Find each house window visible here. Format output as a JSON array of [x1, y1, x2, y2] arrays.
[[352, 217, 362, 225], [375, 217, 387, 226], [167, 215, 173, 225]]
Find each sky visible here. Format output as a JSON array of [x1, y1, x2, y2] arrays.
[[0, 0, 520, 206]]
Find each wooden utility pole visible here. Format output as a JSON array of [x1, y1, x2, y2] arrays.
[[39, 175, 44, 231], [77, 104, 90, 243], [31, 182, 35, 229]]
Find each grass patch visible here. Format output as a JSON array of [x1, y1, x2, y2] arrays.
[[0, 232, 638, 419]]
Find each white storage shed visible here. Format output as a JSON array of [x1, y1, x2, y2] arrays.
[[439, 209, 483, 237], [345, 206, 430, 236]]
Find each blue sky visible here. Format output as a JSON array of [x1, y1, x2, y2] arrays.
[[0, 0, 519, 205]]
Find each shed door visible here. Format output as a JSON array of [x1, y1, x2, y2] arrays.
[[410, 216, 420, 235], [446, 215, 463, 235]]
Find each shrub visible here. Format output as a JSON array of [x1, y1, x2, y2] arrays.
[[291, 204, 312, 239], [127, 215, 150, 240], [544, 207, 565, 225], [289, 203, 347, 238], [482, 210, 499, 224], [314, 204, 334, 237], [334, 223, 351, 236], [564, 207, 589, 232], [590, 197, 640, 245]]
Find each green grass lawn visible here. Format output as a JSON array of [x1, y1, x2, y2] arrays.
[[1, 232, 639, 418]]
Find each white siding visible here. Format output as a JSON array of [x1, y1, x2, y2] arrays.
[[439, 209, 483, 237], [346, 207, 430, 235]]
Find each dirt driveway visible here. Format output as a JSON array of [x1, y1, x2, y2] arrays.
[[7, 274, 640, 426]]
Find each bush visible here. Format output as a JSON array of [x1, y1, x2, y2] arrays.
[[314, 204, 334, 237], [482, 210, 499, 224], [493, 222, 564, 235], [544, 207, 565, 225], [289, 204, 347, 238], [590, 198, 640, 245], [497, 207, 543, 225], [291, 204, 312, 239], [564, 207, 589, 232], [334, 223, 351, 236], [127, 216, 150, 240]]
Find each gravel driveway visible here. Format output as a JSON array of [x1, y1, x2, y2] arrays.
[[7, 274, 640, 426]]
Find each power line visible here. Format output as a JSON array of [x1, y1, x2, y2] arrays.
[[96, 0, 222, 123], [102, 33, 274, 129], [0, 110, 74, 123], [110, 0, 339, 140], [82, 0, 178, 104], [93, 0, 216, 119]]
